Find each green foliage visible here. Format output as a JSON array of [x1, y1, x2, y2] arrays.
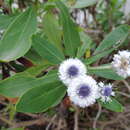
[[56, 1, 81, 57], [16, 82, 66, 113], [85, 48, 115, 65], [88, 65, 124, 80], [77, 32, 92, 58], [0, 7, 37, 62], [84, 25, 130, 65], [99, 98, 124, 112], [1, 128, 24, 130], [25, 48, 45, 65], [0, 66, 58, 97], [32, 34, 65, 64], [72, 0, 98, 8], [0, 0, 129, 114], [96, 0, 126, 31], [94, 25, 130, 54], [0, 14, 17, 30], [43, 12, 62, 51]]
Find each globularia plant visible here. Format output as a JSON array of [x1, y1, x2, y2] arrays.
[[0, 0, 130, 114]]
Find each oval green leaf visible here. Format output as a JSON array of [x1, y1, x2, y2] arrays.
[[94, 25, 130, 54], [99, 98, 124, 112], [43, 12, 62, 51], [0, 14, 17, 30], [56, 1, 81, 57], [16, 82, 66, 113], [0, 7, 37, 62], [0, 68, 58, 97], [32, 34, 65, 64]]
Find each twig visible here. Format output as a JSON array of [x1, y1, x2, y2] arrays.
[[45, 114, 57, 130], [57, 118, 62, 130], [122, 80, 130, 92], [0, 113, 56, 128], [0, 101, 8, 106], [0, 116, 14, 126], [23, 113, 39, 118], [100, 114, 124, 130], [93, 103, 102, 129], [119, 120, 129, 130], [74, 106, 79, 130], [13, 119, 44, 128], [116, 91, 130, 98], [0, 115, 46, 128], [113, 80, 121, 86]]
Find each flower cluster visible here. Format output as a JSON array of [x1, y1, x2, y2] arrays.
[[58, 50, 130, 108], [58, 58, 115, 108]]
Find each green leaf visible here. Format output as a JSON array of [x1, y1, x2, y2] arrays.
[[25, 48, 45, 65], [77, 32, 92, 58], [94, 25, 130, 54], [43, 2, 56, 11], [56, 1, 80, 57], [0, 75, 35, 98], [5, 128, 24, 130], [16, 82, 66, 113], [99, 98, 124, 112], [32, 34, 65, 64], [0, 7, 37, 62], [0, 67, 58, 97], [0, 14, 17, 30], [25, 64, 51, 76], [72, 0, 98, 8], [88, 65, 124, 80], [43, 12, 62, 51], [84, 48, 115, 65]]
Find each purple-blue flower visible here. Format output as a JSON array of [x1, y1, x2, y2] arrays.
[[99, 82, 115, 102], [67, 75, 99, 108], [58, 58, 87, 86]]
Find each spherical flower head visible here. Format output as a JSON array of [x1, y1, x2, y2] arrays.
[[67, 75, 99, 108], [58, 58, 87, 85], [98, 82, 115, 103], [112, 50, 130, 78]]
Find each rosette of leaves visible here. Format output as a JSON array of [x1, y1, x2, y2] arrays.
[[0, 0, 129, 113]]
